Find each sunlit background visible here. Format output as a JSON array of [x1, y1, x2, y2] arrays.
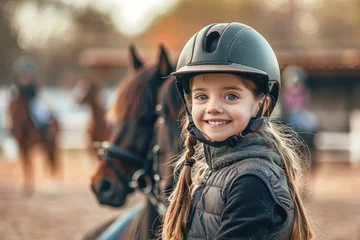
[[0, 0, 359, 239]]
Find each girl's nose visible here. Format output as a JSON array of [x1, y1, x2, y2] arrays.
[[206, 100, 224, 114]]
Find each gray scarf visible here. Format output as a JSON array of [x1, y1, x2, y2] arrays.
[[204, 131, 283, 171]]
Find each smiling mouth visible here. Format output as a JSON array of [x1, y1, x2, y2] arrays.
[[205, 120, 232, 126]]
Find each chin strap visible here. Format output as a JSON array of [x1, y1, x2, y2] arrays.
[[176, 79, 266, 148]]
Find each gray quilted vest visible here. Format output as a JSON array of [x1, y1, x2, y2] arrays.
[[185, 132, 295, 240]]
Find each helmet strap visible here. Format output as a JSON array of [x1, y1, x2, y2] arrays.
[[176, 78, 267, 148], [240, 95, 266, 136]]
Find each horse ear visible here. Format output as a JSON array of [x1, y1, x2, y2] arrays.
[[158, 44, 173, 78], [129, 44, 144, 72]]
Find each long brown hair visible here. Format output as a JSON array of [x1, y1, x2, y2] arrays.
[[162, 74, 313, 240]]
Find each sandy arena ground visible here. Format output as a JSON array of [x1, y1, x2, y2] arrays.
[[0, 149, 359, 240]]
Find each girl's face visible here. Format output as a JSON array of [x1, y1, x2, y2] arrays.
[[191, 74, 262, 142]]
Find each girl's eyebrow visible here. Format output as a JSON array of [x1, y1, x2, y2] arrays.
[[192, 85, 243, 92], [192, 87, 208, 92], [223, 85, 243, 91]]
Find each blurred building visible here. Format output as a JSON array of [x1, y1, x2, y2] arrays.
[[1, 0, 360, 162]]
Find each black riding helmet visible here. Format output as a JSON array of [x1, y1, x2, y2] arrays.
[[171, 22, 281, 148]]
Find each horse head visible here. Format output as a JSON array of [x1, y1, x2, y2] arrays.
[[90, 44, 173, 207], [71, 76, 100, 106]]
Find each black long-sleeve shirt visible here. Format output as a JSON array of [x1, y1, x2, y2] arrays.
[[215, 175, 287, 239]]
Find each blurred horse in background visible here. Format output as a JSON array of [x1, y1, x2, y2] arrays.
[[71, 77, 111, 162], [85, 44, 183, 240], [7, 84, 60, 196]]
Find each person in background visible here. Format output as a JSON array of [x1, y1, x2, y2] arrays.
[[280, 65, 318, 174], [12, 55, 52, 139]]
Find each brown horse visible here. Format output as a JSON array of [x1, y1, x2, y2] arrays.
[[72, 44, 145, 158], [71, 78, 111, 156], [7, 85, 60, 196], [85, 44, 176, 240]]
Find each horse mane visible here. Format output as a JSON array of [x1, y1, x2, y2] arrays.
[[106, 66, 156, 123]]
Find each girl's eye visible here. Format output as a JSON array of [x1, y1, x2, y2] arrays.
[[195, 95, 208, 101], [224, 94, 238, 100]]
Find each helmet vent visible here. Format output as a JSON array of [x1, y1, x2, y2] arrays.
[[205, 31, 220, 53]]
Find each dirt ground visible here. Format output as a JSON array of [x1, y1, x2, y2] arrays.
[[0, 149, 359, 240]]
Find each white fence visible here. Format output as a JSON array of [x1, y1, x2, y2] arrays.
[[350, 110, 360, 164], [0, 87, 359, 163]]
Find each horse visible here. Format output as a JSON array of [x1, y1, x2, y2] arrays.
[[7, 84, 60, 196], [71, 77, 111, 158], [85, 44, 183, 240], [71, 43, 145, 157]]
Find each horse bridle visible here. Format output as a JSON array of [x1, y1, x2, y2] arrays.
[[95, 109, 167, 215]]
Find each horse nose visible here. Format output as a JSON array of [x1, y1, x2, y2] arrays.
[[96, 178, 115, 200]]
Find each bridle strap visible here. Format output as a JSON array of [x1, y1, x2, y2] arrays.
[[95, 109, 167, 213], [104, 155, 134, 193], [105, 146, 144, 168]]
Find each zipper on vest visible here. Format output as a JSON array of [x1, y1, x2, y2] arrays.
[[201, 169, 212, 184]]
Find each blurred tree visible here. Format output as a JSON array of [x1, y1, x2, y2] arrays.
[[315, 0, 360, 48], [3, 0, 129, 85], [1, 0, 359, 86], [141, 0, 360, 49], [0, 0, 21, 85]]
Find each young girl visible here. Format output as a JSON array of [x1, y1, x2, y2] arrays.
[[162, 22, 313, 239]]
